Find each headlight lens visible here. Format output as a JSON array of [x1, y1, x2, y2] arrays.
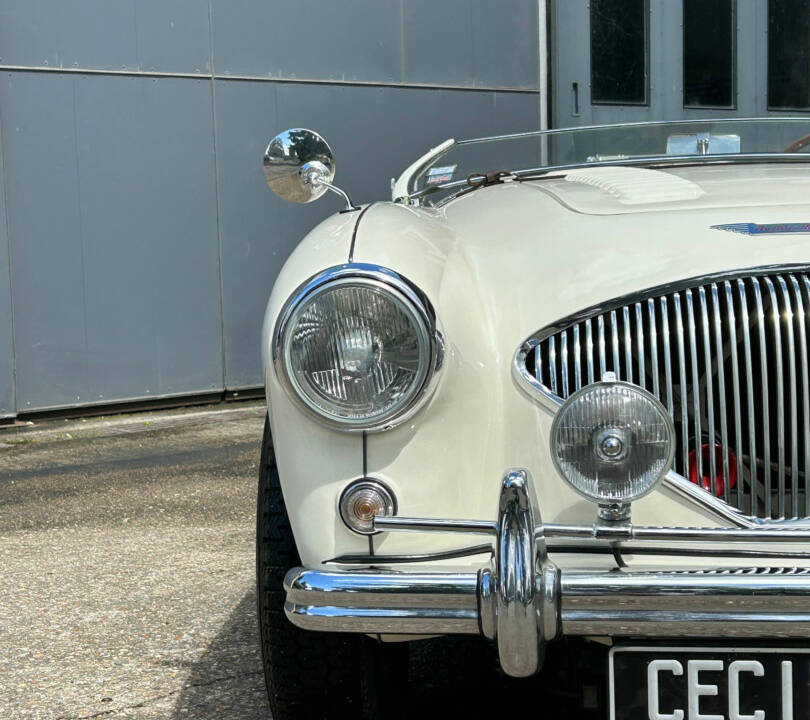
[[550, 380, 675, 505], [277, 269, 440, 429]]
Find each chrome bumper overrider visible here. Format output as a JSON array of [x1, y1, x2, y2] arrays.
[[284, 470, 810, 678]]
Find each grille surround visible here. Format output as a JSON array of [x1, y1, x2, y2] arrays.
[[515, 264, 810, 524]]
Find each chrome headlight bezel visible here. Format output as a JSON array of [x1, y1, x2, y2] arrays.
[[273, 264, 443, 432]]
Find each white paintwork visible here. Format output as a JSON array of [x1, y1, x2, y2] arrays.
[[263, 162, 810, 569]]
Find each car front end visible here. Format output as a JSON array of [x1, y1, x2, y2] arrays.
[[259, 119, 810, 718]]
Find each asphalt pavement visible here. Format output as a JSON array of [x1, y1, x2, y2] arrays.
[[0, 403, 272, 719], [0, 402, 588, 719]]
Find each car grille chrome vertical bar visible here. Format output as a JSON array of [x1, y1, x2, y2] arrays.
[[764, 277, 785, 517], [548, 335, 557, 396], [698, 286, 717, 494], [648, 298, 659, 399], [623, 306, 633, 383], [673, 292, 690, 476], [560, 330, 570, 399], [778, 276, 798, 519], [525, 266, 810, 522], [660, 296, 674, 416], [752, 278, 772, 518], [738, 278, 758, 517], [610, 310, 620, 379], [586, 318, 595, 385], [724, 281, 744, 512], [710, 284, 730, 504], [636, 302, 645, 390], [685, 289, 703, 482], [791, 275, 810, 517]]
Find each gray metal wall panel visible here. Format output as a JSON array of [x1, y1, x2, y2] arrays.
[[2, 72, 222, 410], [0, 72, 90, 410], [211, 0, 402, 82], [403, 0, 539, 89], [0, 144, 14, 417], [0, 0, 210, 74], [217, 79, 539, 388]]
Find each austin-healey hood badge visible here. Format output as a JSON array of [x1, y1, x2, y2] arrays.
[[711, 222, 810, 235]]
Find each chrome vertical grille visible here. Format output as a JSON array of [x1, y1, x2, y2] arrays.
[[528, 268, 810, 521]]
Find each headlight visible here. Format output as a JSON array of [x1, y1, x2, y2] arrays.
[[550, 379, 675, 517], [274, 265, 442, 430]]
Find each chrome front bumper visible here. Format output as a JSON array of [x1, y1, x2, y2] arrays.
[[284, 470, 810, 678]]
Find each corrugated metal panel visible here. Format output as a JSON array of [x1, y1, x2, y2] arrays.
[[403, 0, 539, 89], [217, 79, 540, 389], [0, 2, 541, 413], [0, 71, 90, 410], [211, 0, 402, 82], [0, 143, 14, 417], [1, 72, 222, 410], [0, 0, 211, 74]]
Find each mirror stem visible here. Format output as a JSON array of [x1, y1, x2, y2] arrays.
[[311, 177, 360, 213]]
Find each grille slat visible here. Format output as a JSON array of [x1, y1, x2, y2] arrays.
[[710, 284, 730, 505], [790, 275, 810, 517], [648, 298, 660, 399], [531, 268, 810, 521], [724, 281, 744, 512]]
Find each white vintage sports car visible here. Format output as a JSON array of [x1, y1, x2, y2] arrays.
[[256, 119, 810, 719]]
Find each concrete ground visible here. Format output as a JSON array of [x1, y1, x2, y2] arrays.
[[0, 404, 271, 719], [0, 402, 590, 719]]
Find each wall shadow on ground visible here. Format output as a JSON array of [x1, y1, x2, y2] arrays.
[[172, 589, 272, 719], [172, 589, 588, 719]]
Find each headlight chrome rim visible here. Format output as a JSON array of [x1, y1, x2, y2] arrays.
[[273, 264, 443, 431], [549, 379, 676, 507]]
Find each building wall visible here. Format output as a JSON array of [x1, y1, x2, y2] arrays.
[[0, 0, 541, 416]]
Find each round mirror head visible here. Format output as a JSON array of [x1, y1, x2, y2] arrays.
[[263, 128, 335, 203]]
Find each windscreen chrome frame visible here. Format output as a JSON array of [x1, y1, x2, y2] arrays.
[[400, 117, 810, 204]]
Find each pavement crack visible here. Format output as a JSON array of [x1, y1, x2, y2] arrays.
[[59, 672, 265, 719]]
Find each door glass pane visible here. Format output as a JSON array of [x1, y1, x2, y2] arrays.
[[590, 0, 647, 105], [768, 0, 810, 110], [684, 0, 735, 108]]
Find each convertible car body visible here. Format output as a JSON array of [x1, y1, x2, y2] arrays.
[[256, 119, 810, 719]]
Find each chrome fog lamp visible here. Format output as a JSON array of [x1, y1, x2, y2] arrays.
[[275, 265, 442, 431], [550, 378, 676, 521]]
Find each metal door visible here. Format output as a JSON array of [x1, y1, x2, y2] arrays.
[[552, 0, 810, 128]]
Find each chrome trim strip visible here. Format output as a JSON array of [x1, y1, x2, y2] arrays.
[[765, 277, 785, 517], [686, 289, 703, 482], [623, 305, 633, 383], [739, 278, 758, 516], [711, 284, 730, 503], [573, 324, 582, 391], [753, 278, 772, 517], [779, 276, 798, 518], [560, 330, 569, 399], [725, 281, 744, 512], [647, 299, 658, 398], [660, 296, 674, 415], [673, 293, 690, 477], [792, 275, 810, 518], [699, 287, 717, 489]]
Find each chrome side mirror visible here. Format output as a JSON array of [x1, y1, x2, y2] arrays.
[[263, 128, 358, 211]]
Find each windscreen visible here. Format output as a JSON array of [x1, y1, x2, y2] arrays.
[[411, 118, 810, 198]]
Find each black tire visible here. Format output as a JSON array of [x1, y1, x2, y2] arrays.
[[256, 417, 367, 720]]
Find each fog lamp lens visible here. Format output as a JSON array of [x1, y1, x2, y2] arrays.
[[339, 480, 396, 535], [550, 380, 676, 505]]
